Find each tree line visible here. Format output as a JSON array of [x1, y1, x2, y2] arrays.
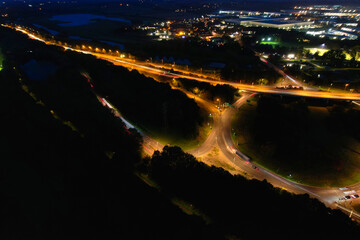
[[233, 94, 360, 186], [141, 145, 360, 239], [175, 78, 240, 104], [0, 27, 218, 239], [2, 25, 360, 239]]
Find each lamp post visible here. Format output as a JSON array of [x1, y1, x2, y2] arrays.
[[328, 83, 333, 91]]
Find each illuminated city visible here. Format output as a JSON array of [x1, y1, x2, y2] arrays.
[[1, 1, 360, 239]]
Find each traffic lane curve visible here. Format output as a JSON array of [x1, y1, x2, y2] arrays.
[[219, 92, 360, 216], [219, 94, 355, 205], [188, 113, 220, 157]]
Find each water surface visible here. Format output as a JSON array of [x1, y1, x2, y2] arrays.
[[22, 60, 58, 81], [33, 24, 59, 35], [50, 14, 131, 27], [69, 36, 92, 41], [99, 40, 125, 50]]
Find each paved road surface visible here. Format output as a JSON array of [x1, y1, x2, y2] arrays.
[[9, 24, 360, 221]]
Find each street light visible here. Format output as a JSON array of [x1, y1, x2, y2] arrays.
[[345, 83, 350, 90]]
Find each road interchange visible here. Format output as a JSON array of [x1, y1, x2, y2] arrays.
[[7, 24, 360, 221]]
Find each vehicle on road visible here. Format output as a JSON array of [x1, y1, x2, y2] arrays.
[[276, 85, 304, 90], [345, 196, 351, 200], [351, 194, 359, 199], [236, 150, 250, 162], [227, 146, 251, 162], [344, 190, 356, 195]]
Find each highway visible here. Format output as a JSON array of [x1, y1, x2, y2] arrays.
[[6, 24, 360, 221], [5, 24, 360, 101], [96, 53, 360, 101]]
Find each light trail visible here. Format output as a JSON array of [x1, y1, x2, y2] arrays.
[[6, 23, 360, 222], [352, 101, 360, 107], [5, 23, 360, 101]]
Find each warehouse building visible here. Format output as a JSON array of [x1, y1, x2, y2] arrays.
[[225, 17, 314, 29]]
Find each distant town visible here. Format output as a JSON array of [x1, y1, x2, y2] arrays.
[[143, 5, 360, 41], [2, 1, 360, 239]]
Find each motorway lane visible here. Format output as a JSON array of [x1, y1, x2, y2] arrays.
[[7, 24, 360, 101], [100, 54, 360, 101]]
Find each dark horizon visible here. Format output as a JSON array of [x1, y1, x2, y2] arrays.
[[8, 0, 360, 3]]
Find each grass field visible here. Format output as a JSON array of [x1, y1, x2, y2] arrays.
[[149, 109, 213, 151], [0, 49, 4, 71], [260, 41, 280, 45], [231, 100, 360, 187], [20, 13, 150, 50], [306, 47, 360, 61], [117, 105, 213, 152], [353, 203, 360, 213]]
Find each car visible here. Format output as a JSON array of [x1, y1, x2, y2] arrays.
[[344, 190, 356, 195], [227, 146, 237, 154], [351, 194, 359, 199], [344, 196, 351, 200]]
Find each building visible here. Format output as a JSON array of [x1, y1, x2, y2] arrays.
[[225, 17, 314, 29]]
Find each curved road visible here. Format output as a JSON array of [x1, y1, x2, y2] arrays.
[[8, 24, 360, 221], [217, 94, 360, 220]]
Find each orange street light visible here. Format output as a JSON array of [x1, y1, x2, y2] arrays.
[[345, 83, 350, 90]]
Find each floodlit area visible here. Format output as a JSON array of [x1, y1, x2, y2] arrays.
[[2, 1, 360, 238], [306, 47, 359, 61]]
